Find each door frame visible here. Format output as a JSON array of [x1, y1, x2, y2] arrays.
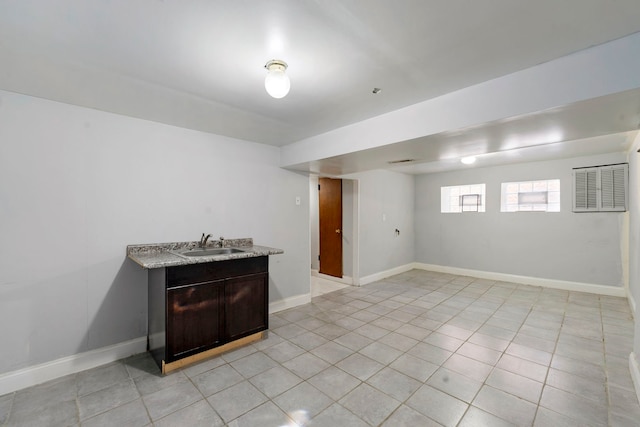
[[310, 175, 360, 286]]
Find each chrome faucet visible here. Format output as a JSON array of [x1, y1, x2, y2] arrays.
[[199, 233, 212, 248], [219, 236, 225, 248]]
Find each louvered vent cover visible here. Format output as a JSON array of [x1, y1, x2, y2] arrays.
[[601, 166, 626, 210], [574, 169, 597, 210], [573, 163, 627, 212]]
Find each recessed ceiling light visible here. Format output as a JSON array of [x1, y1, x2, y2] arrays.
[[460, 156, 476, 165]]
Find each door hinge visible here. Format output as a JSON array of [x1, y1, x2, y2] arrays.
[[318, 184, 320, 190], [318, 255, 320, 261]]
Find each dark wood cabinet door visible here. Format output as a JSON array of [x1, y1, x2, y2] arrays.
[[225, 273, 268, 340], [166, 280, 224, 361]]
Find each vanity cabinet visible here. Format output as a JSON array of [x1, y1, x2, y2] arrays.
[[148, 256, 268, 372]]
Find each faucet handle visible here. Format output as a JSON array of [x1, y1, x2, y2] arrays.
[[200, 233, 212, 247], [219, 236, 225, 248]]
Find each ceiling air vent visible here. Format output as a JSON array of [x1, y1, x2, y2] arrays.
[[388, 159, 415, 164]]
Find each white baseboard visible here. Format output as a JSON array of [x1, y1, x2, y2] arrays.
[[269, 293, 311, 314], [360, 263, 415, 286], [0, 337, 146, 396], [630, 353, 640, 409], [629, 292, 637, 319], [414, 263, 627, 297], [311, 269, 319, 277]]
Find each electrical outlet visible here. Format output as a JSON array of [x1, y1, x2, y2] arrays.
[[295, 196, 301, 205]]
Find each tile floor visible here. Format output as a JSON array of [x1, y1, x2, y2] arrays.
[[1, 269, 639, 426], [311, 275, 349, 297]]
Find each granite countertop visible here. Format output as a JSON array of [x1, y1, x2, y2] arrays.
[[127, 238, 283, 269]]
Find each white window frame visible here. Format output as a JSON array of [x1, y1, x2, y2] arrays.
[[441, 184, 486, 213], [500, 179, 560, 212]]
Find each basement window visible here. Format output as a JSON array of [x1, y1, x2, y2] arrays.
[[441, 184, 486, 213], [501, 179, 560, 212]]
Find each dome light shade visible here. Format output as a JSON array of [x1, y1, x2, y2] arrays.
[[264, 60, 290, 98]]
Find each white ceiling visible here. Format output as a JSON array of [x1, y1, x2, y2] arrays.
[[299, 89, 640, 175], [2, 0, 640, 174]]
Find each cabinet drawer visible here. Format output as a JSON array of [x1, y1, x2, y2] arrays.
[[166, 256, 268, 287]]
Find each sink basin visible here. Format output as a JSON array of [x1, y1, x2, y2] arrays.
[[174, 248, 246, 257]]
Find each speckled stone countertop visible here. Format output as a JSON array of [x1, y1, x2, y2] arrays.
[[127, 238, 283, 269]]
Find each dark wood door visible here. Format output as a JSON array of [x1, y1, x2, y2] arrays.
[[225, 273, 268, 340], [166, 280, 224, 361], [319, 177, 342, 277]]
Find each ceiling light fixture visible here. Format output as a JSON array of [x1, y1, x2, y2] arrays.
[[460, 156, 477, 165], [264, 60, 290, 99]]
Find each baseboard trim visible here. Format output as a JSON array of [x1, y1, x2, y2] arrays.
[[630, 353, 640, 409], [414, 263, 627, 297], [0, 337, 146, 396], [360, 264, 415, 286], [629, 292, 637, 319], [269, 293, 311, 314]]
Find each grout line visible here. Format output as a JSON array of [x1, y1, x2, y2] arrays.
[[3, 392, 15, 427], [600, 295, 614, 424], [527, 284, 567, 426]]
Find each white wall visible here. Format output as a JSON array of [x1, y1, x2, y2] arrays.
[[309, 175, 319, 271], [342, 170, 415, 278], [0, 90, 310, 375], [628, 133, 640, 400], [342, 180, 354, 277], [415, 152, 628, 287], [630, 136, 640, 316]]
